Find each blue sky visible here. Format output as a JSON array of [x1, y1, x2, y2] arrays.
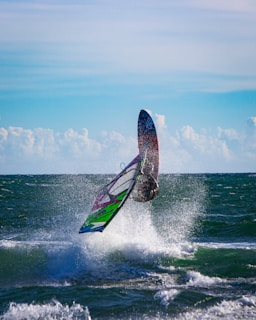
[[0, 0, 256, 174]]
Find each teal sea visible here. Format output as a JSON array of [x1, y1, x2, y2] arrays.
[[0, 173, 256, 319]]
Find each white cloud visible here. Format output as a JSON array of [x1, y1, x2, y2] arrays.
[[247, 116, 256, 132], [0, 128, 8, 143], [100, 130, 137, 173], [245, 117, 256, 151], [217, 127, 240, 141], [0, 127, 103, 174], [155, 113, 167, 131], [157, 118, 256, 173], [0, 116, 256, 174], [60, 128, 101, 158], [5, 127, 57, 158], [161, 125, 233, 172]]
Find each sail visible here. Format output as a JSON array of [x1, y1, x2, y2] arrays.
[[79, 155, 141, 233]]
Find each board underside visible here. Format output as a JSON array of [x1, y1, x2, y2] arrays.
[[138, 110, 159, 181]]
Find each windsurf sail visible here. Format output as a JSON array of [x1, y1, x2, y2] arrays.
[[79, 109, 159, 234], [79, 155, 141, 233]]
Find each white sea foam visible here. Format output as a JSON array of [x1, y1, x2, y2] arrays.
[[197, 242, 256, 250], [0, 239, 73, 249], [173, 295, 256, 320], [66, 174, 206, 269], [185, 271, 225, 287], [154, 289, 180, 307], [0, 300, 91, 320], [79, 199, 195, 265]]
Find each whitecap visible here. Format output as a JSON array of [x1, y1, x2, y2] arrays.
[[185, 271, 225, 287], [0, 299, 91, 320], [174, 295, 256, 320], [154, 289, 180, 307], [198, 242, 256, 250]]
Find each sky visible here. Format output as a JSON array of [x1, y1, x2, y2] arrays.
[[0, 0, 256, 174]]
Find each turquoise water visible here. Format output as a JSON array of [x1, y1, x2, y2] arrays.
[[0, 174, 256, 319]]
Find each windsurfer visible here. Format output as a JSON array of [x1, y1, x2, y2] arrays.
[[136, 173, 159, 202], [133, 159, 159, 202]]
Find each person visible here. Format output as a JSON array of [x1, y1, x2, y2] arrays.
[[133, 158, 159, 202], [135, 173, 159, 202]]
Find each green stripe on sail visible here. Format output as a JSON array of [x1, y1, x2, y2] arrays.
[[81, 190, 127, 227]]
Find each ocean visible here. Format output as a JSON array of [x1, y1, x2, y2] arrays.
[[0, 173, 255, 319]]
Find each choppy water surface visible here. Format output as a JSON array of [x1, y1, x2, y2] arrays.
[[0, 173, 255, 319]]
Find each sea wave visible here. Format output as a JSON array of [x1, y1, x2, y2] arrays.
[[1, 174, 255, 320], [185, 270, 225, 287], [0, 300, 91, 320], [174, 295, 256, 320]]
